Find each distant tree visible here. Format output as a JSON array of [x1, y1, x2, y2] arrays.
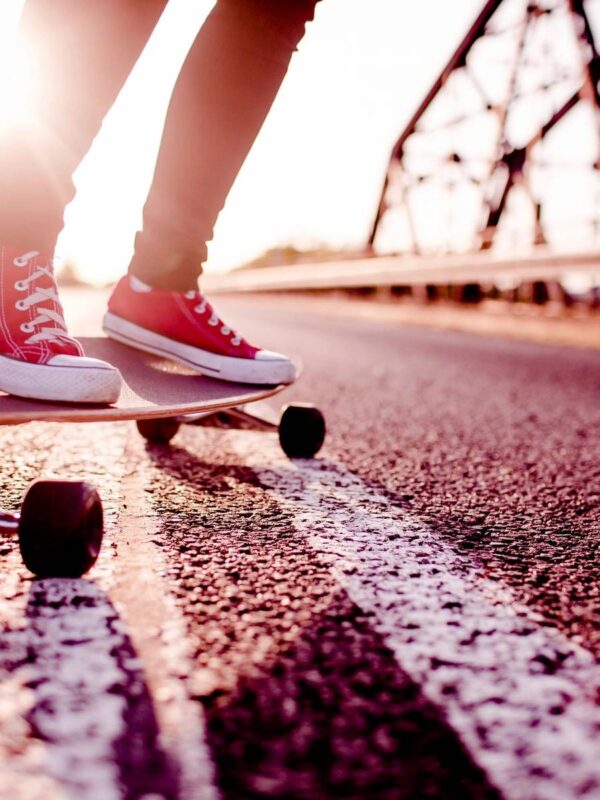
[[57, 260, 87, 287]]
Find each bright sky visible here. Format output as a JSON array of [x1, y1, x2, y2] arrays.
[[0, 0, 600, 284], [0, 0, 487, 284]]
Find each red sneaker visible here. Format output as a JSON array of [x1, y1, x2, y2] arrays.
[[103, 275, 297, 385], [0, 247, 121, 403]]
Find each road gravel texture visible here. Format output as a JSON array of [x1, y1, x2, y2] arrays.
[[0, 291, 598, 800]]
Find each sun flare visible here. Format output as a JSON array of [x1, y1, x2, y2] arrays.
[[0, 2, 30, 130]]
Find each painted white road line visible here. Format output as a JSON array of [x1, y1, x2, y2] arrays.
[[231, 431, 600, 800], [105, 429, 219, 800], [0, 422, 219, 800], [0, 424, 127, 800], [0, 544, 128, 797]]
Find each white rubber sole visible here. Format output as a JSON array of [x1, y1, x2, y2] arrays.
[[0, 353, 122, 404], [103, 311, 297, 385]]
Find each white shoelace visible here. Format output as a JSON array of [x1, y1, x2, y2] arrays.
[[186, 291, 242, 346], [14, 263, 74, 346]]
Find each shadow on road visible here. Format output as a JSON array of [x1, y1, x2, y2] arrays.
[[144, 440, 500, 800]]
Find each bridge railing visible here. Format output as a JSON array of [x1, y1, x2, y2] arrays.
[[204, 250, 600, 301]]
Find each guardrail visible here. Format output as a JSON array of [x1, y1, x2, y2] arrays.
[[203, 250, 600, 294]]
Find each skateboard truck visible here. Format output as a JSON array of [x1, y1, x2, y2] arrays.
[[0, 510, 19, 533], [136, 402, 326, 460]]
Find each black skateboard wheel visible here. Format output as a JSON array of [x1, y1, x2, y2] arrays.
[[18, 480, 104, 578], [136, 417, 181, 444], [278, 403, 326, 459]]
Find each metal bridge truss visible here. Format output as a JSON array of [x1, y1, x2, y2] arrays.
[[369, 0, 600, 257]]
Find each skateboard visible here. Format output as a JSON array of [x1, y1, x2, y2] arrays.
[[0, 337, 325, 579]]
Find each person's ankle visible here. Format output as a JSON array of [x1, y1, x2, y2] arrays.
[[127, 241, 203, 293], [127, 268, 199, 293]]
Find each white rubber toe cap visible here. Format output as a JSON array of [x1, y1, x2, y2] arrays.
[[255, 349, 290, 361], [254, 350, 298, 383], [0, 353, 122, 404]]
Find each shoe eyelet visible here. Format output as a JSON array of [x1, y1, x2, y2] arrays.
[[14, 280, 27, 291], [208, 319, 219, 327], [13, 251, 38, 267], [20, 322, 34, 333], [15, 300, 27, 311]]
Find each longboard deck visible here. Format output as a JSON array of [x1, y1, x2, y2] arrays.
[[0, 337, 286, 425]]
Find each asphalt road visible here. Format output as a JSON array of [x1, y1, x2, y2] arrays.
[[0, 290, 598, 800]]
